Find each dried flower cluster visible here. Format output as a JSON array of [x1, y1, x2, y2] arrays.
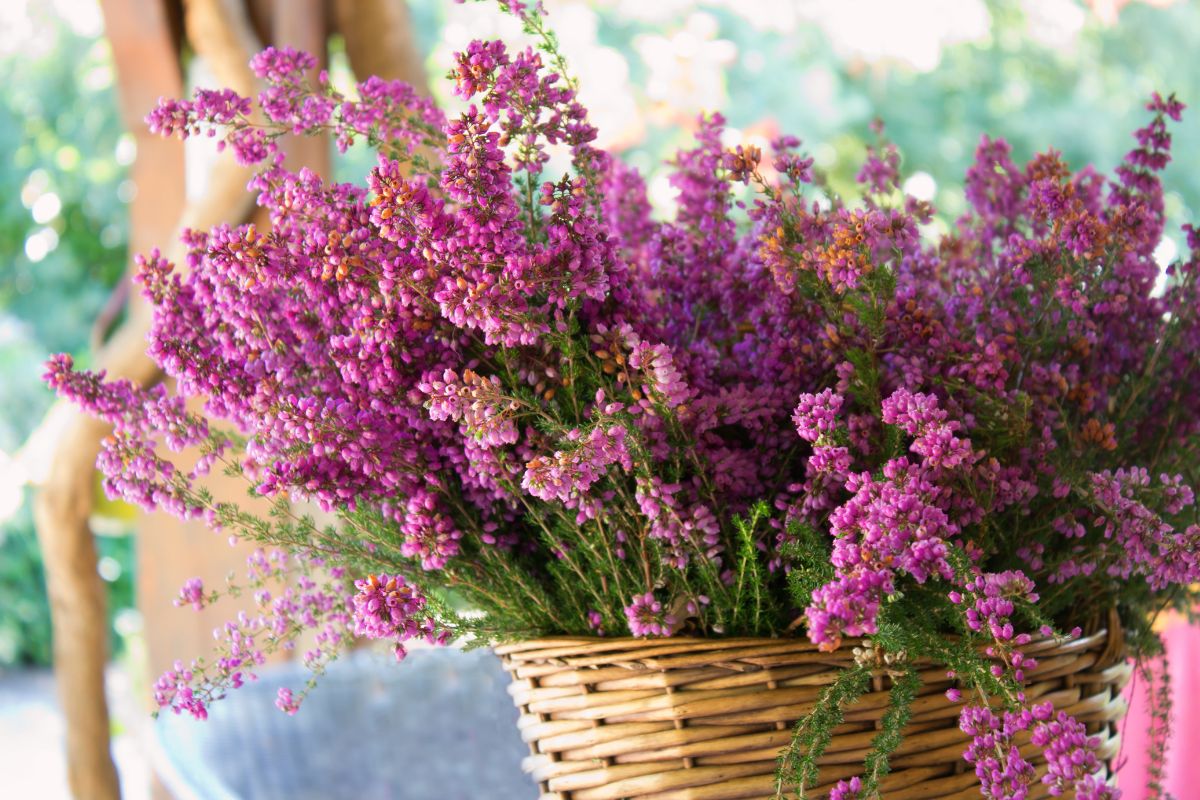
[[48, 3, 1199, 797]]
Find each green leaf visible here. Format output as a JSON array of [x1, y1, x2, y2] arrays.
[[776, 664, 871, 798], [861, 668, 921, 794]]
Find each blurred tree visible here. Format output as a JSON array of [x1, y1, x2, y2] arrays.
[[0, 4, 132, 669]]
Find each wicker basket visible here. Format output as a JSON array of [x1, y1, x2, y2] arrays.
[[496, 628, 1129, 800]]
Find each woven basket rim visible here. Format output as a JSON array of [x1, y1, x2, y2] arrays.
[[494, 627, 1112, 660]]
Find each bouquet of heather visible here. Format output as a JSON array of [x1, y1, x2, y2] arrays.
[[48, 3, 1199, 798]]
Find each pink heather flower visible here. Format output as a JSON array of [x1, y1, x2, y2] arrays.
[[1085, 469, 1200, 590], [153, 662, 207, 720], [46, 354, 213, 519], [146, 89, 252, 137], [830, 776, 864, 800], [792, 388, 844, 443], [398, 490, 464, 570], [857, 139, 901, 195], [174, 578, 206, 611], [419, 368, 520, 448], [684, 595, 710, 616], [452, 39, 508, 99], [808, 444, 851, 475], [625, 592, 675, 637], [275, 686, 300, 716], [1160, 472, 1195, 514], [957, 570, 1038, 645], [188, 88, 251, 125], [337, 76, 443, 154], [351, 574, 451, 661], [805, 458, 956, 649], [45, 33, 1200, 761], [150, 559, 356, 720], [959, 704, 1038, 799], [634, 476, 722, 567], [881, 389, 975, 469], [1031, 704, 1119, 799], [771, 134, 814, 184], [522, 425, 633, 505], [351, 573, 426, 639], [223, 127, 272, 165], [249, 47, 317, 83], [627, 338, 693, 408]]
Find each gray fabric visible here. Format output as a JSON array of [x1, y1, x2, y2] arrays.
[[153, 647, 533, 800]]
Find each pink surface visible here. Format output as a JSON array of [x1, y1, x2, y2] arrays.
[[1116, 617, 1200, 799]]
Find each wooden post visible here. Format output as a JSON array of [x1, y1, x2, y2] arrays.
[[333, 0, 428, 90], [30, 2, 185, 796]]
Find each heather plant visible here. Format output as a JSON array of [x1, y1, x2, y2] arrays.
[[46, 2, 1200, 797]]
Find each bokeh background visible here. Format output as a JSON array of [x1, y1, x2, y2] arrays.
[[1, 0, 1197, 798]]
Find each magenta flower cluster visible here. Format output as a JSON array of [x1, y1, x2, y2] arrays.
[[152, 550, 355, 719], [960, 701, 1118, 800], [47, 10, 1200, 795], [624, 592, 675, 638], [522, 424, 633, 510], [804, 395, 962, 650], [828, 776, 864, 800], [350, 574, 450, 662], [174, 578, 206, 611]]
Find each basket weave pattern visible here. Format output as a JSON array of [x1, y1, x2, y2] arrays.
[[496, 630, 1129, 800]]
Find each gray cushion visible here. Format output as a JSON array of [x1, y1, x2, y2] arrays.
[[153, 647, 532, 800]]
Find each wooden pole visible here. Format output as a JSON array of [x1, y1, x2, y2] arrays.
[[333, 0, 428, 90], [30, 2, 186, 796]]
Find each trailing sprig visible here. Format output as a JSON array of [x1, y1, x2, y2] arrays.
[[775, 664, 871, 798], [861, 667, 921, 795]]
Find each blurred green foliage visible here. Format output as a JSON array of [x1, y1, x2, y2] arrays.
[[1, 16, 131, 451], [0, 505, 52, 666], [0, 498, 135, 667], [586, 0, 1198, 239], [0, 8, 135, 667]]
